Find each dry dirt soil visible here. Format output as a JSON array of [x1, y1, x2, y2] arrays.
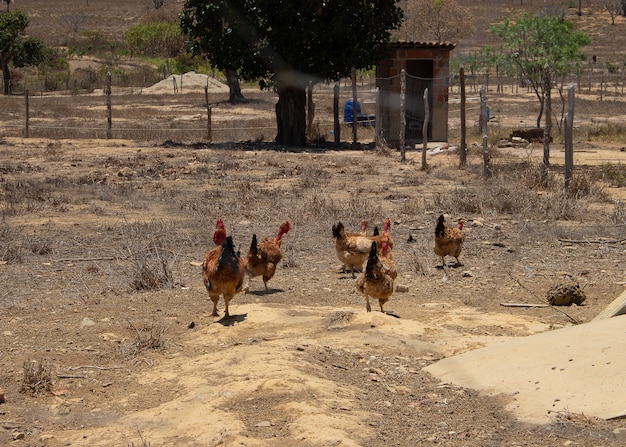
[[1, 103, 626, 447], [1, 1, 625, 446]]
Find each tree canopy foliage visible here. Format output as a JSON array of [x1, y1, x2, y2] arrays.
[[489, 14, 591, 127], [0, 10, 46, 94], [180, 0, 403, 146]]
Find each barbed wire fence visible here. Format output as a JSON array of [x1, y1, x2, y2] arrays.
[[1, 66, 624, 160]]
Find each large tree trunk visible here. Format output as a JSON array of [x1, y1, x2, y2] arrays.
[[275, 84, 306, 147], [1, 59, 11, 95], [223, 68, 245, 103]]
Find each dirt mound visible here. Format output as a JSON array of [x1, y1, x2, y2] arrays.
[[143, 71, 229, 94]]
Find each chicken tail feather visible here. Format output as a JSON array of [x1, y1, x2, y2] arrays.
[[365, 241, 379, 279], [332, 222, 344, 239], [250, 234, 258, 256], [435, 214, 446, 238], [219, 236, 241, 271]]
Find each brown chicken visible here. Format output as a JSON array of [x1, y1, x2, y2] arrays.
[[378, 234, 397, 279], [346, 220, 369, 237], [213, 218, 226, 245], [369, 217, 394, 251], [202, 233, 245, 318], [332, 221, 375, 278], [434, 214, 465, 267], [338, 220, 369, 271], [243, 221, 291, 292], [356, 237, 397, 313]]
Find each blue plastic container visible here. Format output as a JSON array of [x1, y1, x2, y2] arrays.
[[343, 99, 363, 123]]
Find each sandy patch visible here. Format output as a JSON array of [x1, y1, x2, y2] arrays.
[[143, 72, 229, 95]]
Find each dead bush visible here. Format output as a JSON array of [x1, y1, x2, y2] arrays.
[[27, 235, 53, 255], [565, 171, 607, 201], [123, 320, 167, 357], [44, 141, 64, 160], [0, 224, 24, 264], [612, 200, 626, 225], [20, 359, 53, 396], [405, 248, 425, 273], [121, 221, 180, 290], [596, 162, 626, 188]]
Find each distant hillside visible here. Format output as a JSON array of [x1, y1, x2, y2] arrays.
[[18, 0, 626, 68], [18, 0, 180, 46]]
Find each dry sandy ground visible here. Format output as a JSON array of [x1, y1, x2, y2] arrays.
[[1, 135, 625, 446]]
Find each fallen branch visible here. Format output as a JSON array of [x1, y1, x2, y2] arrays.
[[67, 365, 124, 371], [508, 274, 580, 325], [500, 302, 550, 308], [558, 238, 625, 245], [2, 422, 26, 430], [53, 256, 118, 262]]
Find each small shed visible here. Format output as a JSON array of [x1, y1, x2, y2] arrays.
[[376, 42, 456, 147]]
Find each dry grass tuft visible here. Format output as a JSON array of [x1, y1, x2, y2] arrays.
[[431, 157, 609, 221], [123, 320, 167, 357], [596, 162, 626, 188], [612, 199, 626, 225], [121, 221, 180, 290], [405, 249, 425, 274], [0, 225, 23, 264], [21, 359, 54, 396], [549, 408, 597, 426]]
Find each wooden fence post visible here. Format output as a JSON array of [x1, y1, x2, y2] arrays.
[[24, 87, 30, 138], [480, 85, 490, 177], [333, 84, 340, 145], [564, 83, 575, 191], [600, 74, 604, 101], [105, 72, 112, 140], [421, 88, 429, 170], [204, 86, 212, 142], [375, 86, 381, 150], [400, 69, 406, 162], [543, 64, 551, 174], [306, 82, 314, 142], [459, 66, 467, 167]]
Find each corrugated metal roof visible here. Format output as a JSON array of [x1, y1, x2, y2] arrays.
[[390, 41, 456, 50]]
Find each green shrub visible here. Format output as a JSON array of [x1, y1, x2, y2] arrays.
[[171, 53, 212, 75], [79, 30, 124, 56], [126, 22, 184, 58]]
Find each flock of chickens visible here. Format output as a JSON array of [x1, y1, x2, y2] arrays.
[[201, 218, 291, 318], [201, 215, 465, 318]]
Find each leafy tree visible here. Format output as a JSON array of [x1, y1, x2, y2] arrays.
[[403, 0, 473, 42], [0, 10, 46, 94], [490, 14, 590, 128], [180, 1, 257, 103], [180, 0, 403, 146]]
